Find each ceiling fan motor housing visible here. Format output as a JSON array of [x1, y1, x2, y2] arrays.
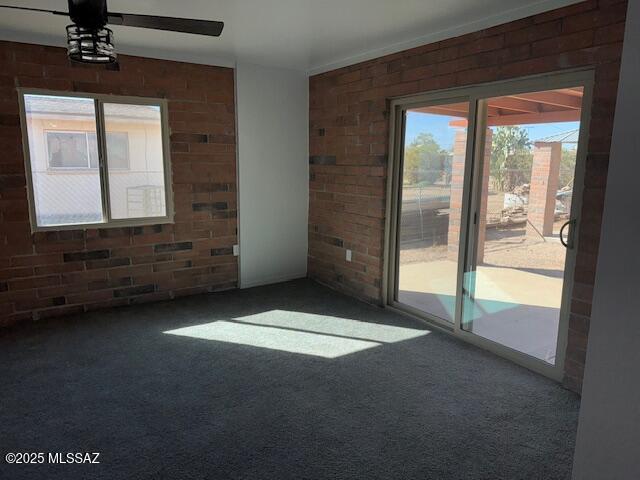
[[68, 0, 108, 29]]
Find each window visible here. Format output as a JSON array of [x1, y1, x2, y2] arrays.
[[20, 91, 172, 230]]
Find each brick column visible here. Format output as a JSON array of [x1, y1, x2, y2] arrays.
[[527, 142, 562, 238], [447, 129, 492, 263], [447, 130, 467, 261], [476, 129, 492, 264]]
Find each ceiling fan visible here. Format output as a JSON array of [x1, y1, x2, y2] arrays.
[[0, 0, 224, 64]]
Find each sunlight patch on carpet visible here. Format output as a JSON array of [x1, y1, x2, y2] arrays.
[[164, 310, 430, 358]]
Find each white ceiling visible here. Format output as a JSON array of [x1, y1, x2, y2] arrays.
[[0, 0, 581, 74]]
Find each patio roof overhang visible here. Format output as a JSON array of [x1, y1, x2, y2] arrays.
[[411, 87, 584, 127]]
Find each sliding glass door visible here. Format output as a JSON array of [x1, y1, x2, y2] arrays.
[[395, 100, 471, 323], [388, 72, 591, 378], [461, 86, 585, 365]]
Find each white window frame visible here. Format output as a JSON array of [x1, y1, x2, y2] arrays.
[[18, 88, 174, 232]]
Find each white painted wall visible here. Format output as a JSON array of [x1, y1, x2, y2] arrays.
[[572, 2, 640, 479], [236, 62, 309, 288]]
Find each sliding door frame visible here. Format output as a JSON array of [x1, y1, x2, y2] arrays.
[[384, 93, 477, 331], [383, 68, 595, 381]]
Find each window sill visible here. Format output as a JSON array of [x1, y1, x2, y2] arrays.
[[30, 215, 175, 233]]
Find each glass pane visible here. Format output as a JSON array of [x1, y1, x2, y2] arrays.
[[397, 102, 470, 322], [23, 94, 103, 227], [462, 87, 584, 364], [103, 103, 166, 219]]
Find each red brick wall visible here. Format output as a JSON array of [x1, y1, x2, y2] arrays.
[[308, 0, 627, 392], [0, 41, 238, 327]]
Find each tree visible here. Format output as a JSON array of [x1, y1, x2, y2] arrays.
[[490, 126, 533, 192], [404, 133, 447, 185], [560, 147, 577, 190]]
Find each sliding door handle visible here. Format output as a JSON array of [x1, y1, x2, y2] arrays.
[[560, 219, 576, 249]]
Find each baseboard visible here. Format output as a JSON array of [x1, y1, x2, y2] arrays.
[[239, 271, 307, 289]]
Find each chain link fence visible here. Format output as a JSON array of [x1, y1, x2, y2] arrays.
[[400, 152, 577, 245]]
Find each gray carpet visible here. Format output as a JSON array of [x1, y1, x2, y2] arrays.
[[0, 279, 579, 480]]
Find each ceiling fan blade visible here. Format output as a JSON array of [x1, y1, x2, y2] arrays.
[[0, 5, 67, 16], [107, 12, 224, 37]]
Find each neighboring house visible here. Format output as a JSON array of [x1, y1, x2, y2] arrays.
[[24, 95, 165, 225]]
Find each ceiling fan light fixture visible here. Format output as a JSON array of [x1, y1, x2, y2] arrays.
[[0, 2, 223, 64], [66, 24, 116, 64]]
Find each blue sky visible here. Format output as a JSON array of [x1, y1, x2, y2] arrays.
[[405, 111, 580, 151]]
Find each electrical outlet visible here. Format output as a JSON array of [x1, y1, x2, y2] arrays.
[[346, 249, 352, 262], [233, 244, 239, 256]]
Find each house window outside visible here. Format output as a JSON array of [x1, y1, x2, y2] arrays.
[[46, 131, 92, 169], [20, 92, 172, 230], [103, 132, 130, 170], [45, 131, 129, 170]]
